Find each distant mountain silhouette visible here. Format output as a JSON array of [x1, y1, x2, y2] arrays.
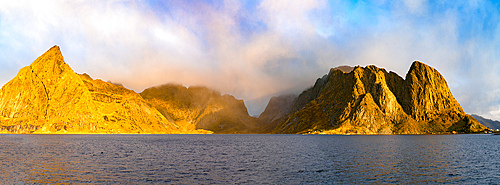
[[471, 114, 500, 130]]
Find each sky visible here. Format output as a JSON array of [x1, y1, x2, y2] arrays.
[[0, 0, 499, 118]]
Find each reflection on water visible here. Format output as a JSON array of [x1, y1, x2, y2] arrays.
[[0, 134, 499, 184]]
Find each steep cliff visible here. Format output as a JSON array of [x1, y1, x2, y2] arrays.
[[270, 62, 487, 134], [140, 84, 259, 133], [0, 46, 177, 134]]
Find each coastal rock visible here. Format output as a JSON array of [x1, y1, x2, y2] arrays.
[[0, 45, 486, 135], [268, 62, 487, 134], [0, 46, 177, 134]]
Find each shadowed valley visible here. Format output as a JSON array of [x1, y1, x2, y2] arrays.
[[140, 84, 259, 133]]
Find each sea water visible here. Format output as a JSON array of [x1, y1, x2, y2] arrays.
[[0, 134, 498, 184]]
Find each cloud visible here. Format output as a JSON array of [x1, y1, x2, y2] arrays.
[[402, 0, 428, 14], [0, 0, 498, 118]]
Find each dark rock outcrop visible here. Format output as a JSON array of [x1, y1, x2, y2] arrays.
[[258, 94, 297, 124]]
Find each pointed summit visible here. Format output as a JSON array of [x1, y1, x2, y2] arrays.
[[0, 46, 177, 134], [403, 61, 461, 121], [30, 45, 71, 77], [266, 61, 487, 134], [408, 61, 435, 73], [0, 45, 94, 131], [44, 45, 61, 54]]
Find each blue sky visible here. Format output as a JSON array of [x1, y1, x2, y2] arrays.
[[0, 0, 499, 118]]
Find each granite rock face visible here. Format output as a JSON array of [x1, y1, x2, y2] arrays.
[[140, 84, 259, 133], [268, 61, 487, 134], [0, 46, 177, 134]]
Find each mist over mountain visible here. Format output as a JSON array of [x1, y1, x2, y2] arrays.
[[1, 1, 498, 120], [0, 46, 262, 134], [0, 46, 487, 134], [140, 84, 260, 133]]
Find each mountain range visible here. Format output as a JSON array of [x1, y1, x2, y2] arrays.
[[0, 46, 488, 134], [471, 114, 500, 130], [261, 62, 486, 134]]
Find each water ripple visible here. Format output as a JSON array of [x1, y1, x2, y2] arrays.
[[0, 134, 499, 184]]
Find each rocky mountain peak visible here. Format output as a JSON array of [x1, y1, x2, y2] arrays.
[[267, 61, 487, 134], [30, 45, 68, 74], [403, 61, 463, 121], [0, 46, 487, 134], [0, 46, 176, 134]]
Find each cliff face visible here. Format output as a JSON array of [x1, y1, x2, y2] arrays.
[[399, 62, 483, 133], [269, 61, 487, 134], [140, 84, 259, 133], [0, 46, 177, 134], [289, 65, 354, 114]]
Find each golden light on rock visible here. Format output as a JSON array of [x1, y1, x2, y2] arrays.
[[0, 46, 259, 134], [269, 62, 487, 134], [0, 46, 177, 133], [0, 46, 487, 134]]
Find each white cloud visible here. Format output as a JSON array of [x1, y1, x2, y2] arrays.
[[402, 0, 428, 14], [0, 0, 336, 115]]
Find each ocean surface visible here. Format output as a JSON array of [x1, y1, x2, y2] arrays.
[[0, 134, 499, 184]]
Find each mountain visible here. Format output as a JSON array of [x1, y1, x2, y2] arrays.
[[264, 61, 487, 134], [257, 94, 297, 133], [140, 84, 259, 133], [0, 46, 487, 135], [471, 114, 500, 130], [0, 46, 178, 134], [258, 94, 297, 124]]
